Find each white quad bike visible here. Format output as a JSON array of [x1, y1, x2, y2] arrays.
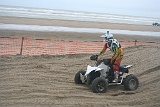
[[74, 55, 139, 93]]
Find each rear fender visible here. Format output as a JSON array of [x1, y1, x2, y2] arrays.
[[124, 65, 132, 73], [124, 65, 132, 68], [119, 65, 132, 75]]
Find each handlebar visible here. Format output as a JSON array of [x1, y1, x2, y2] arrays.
[[90, 55, 111, 66], [90, 54, 98, 61]]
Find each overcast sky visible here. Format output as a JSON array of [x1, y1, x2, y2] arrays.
[[0, 0, 160, 18]]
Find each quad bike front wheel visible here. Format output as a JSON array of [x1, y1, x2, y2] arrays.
[[91, 77, 108, 93], [123, 74, 139, 91], [74, 70, 86, 84]]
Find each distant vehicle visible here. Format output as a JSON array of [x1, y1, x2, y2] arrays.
[[152, 23, 160, 26]]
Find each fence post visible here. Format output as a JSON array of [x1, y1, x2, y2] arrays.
[[20, 37, 24, 55], [135, 39, 137, 46]]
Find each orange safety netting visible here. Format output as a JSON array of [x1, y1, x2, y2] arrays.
[[0, 36, 159, 56]]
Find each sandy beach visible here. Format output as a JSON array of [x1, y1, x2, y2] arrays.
[[1, 16, 160, 42], [1, 16, 160, 32], [0, 16, 160, 107]]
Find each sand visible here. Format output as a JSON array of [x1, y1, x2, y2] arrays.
[[1, 16, 160, 32], [1, 16, 160, 43], [0, 46, 160, 107], [0, 16, 160, 107]]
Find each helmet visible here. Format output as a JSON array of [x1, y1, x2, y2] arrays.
[[101, 31, 114, 43]]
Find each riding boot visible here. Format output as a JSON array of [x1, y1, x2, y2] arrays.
[[112, 71, 119, 83]]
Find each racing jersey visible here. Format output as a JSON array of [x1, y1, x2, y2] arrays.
[[98, 39, 124, 64]]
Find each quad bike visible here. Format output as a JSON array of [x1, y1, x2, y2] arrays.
[[74, 55, 139, 93]]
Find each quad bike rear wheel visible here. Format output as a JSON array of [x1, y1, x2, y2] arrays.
[[91, 77, 108, 93], [123, 74, 139, 91]]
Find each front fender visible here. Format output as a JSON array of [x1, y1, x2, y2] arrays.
[[85, 65, 102, 76]]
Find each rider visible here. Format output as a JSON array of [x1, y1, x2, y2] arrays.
[[97, 31, 124, 82]]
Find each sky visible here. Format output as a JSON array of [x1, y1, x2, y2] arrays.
[[0, 0, 160, 18]]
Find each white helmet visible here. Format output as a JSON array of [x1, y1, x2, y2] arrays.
[[101, 31, 114, 43]]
